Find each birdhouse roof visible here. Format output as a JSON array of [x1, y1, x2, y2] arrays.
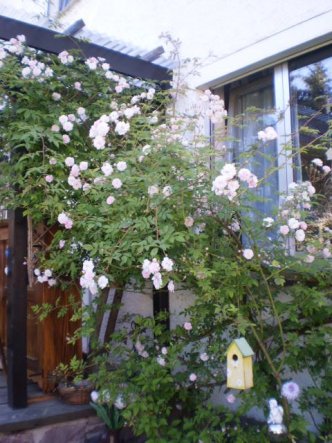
[[231, 338, 254, 357]]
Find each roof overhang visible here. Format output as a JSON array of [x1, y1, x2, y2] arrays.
[[195, 8, 332, 89]]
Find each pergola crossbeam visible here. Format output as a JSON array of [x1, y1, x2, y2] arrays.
[[0, 15, 171, 82]]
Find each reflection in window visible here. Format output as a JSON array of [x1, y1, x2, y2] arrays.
[[231, 79, 279, 217], [290, 57, 332, 215], [59, 0, 71, 12]]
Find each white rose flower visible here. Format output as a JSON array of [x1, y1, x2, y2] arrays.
[[311, 158, 323, 167], [295, 229, 305, 242], [148, 185, 159, 197], [157, 356, 166, 366], [167, 280, 175, 293], [162, 186, 172, 197], [112, 178, 122, 189], [79, 161, 88, 171], [263, 217, 274, 228], [114, 394, 126, 409], [242, 249, 254, 260], [161, 257, 174, 272], [116, 161, 127, 172], [101, 162, 113, 177], [288, 218, 300, 230], [65, 157, 75, 167], [97, 275, 109, 289], [90, 390, 99, 403], [200, 352, 209, 362]]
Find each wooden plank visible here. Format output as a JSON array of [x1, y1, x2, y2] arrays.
[[0, 15, 171, 83], [27, 394, 55, 404], [7, 209, 28, 408], [0, 224, 8, 241], [0, 376, 54, 405], [27, 282, 82, 393]]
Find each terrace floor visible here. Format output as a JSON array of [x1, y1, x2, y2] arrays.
[[0, 370, 94, 433]]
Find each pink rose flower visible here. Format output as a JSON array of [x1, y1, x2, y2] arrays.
[[237, 168, 251, 182], [62, 134, 70, 144], [184, 216, 194, 228], [226, 393, 236, 404], [280, 225, 290, 236], [45, 175, 53, 183], [106, 196, 115, 205], [189, 373, 197, 382], [64, 219, 73, 229], [184, 322, 192, 331]]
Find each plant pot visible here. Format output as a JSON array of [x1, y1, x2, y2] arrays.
[[57, 380, 93, 405]]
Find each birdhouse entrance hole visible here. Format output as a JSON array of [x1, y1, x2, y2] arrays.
[[232, 354, 238, 361]]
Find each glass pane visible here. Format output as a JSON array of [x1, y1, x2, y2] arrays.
[[290, 57, 332, 214], [59, 0, 71, 11], [233, 83, 279, 216]]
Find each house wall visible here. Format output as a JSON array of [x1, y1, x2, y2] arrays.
[[58, 0, 332, 88], [2, 0, 331, 87]]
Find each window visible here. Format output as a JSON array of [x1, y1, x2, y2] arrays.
[[59, 0, 72, 12], [222, 45, 332, 217], [227, 70, 279, 216], [289, 49, 332, 216]]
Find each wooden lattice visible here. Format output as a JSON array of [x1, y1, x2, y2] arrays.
[[27, 217, 57, 288]]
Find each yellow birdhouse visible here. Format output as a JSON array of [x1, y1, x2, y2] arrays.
[[226, 337, 254, 390]]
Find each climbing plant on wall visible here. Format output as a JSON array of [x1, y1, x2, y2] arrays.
[[0, 35, 331, 442]]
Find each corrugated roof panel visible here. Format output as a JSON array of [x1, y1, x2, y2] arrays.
[[0, 6, 173, 69]]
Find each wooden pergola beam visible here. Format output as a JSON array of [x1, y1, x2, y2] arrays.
[[0, 15, 171, 82]]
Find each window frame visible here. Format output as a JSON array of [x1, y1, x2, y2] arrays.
[[218, 44, 332, 204]]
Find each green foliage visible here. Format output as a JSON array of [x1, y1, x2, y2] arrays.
[[0, 36, 331, 442], [90, 402, 125, 430]]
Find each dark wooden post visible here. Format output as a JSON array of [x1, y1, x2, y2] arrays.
[[7, 209, 27, 408], [153, 288, 170, 331]]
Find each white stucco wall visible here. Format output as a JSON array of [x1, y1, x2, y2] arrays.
[[58, 0, 332, 87], [2, 0, 332, 87]]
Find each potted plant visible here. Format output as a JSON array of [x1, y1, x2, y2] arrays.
[[53, 356, 93, 405]]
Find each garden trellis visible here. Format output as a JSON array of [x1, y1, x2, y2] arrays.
[[0, 14, 171, 409]]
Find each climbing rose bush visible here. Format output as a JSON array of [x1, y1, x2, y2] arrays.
[[0, 35, 331, 442]]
